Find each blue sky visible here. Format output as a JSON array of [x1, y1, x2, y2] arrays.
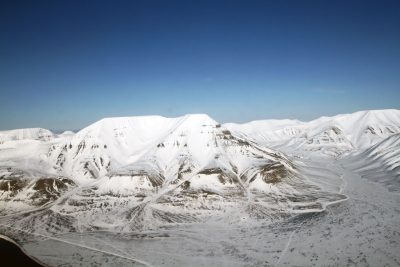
[[1, 0, 399, 130]]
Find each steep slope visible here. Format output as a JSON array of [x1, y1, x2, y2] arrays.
[[0, 114, 346, 233], [46, 113, 295, 184], [224, 119, 303, 143], [313, 109, 400, 148], [0, 166, 75, 215], [46, 115, 186, 183], [346, 133, 400, 191], [225, 109, 400, 157], [364, 132, 400, 174], [1, 110, 399, 267]]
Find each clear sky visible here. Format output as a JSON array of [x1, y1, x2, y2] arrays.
[[1, 0, 399, 131]]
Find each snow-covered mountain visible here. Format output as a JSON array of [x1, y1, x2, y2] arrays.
[[347, 133, 400, 191], [225, 109, 400, 157], [1, 109, 400, 266], [0, 128, 54, 142], [0, 109, 399, 233]]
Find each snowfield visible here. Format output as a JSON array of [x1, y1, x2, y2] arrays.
[[0, 109, 399, 266]]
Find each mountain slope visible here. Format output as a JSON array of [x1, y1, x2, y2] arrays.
[[346, 133, 400, 191], [225, 109, 400, 157], [1, 109, 399, 267], [0, 128, 53, 142], [0, 114, 347, 232]]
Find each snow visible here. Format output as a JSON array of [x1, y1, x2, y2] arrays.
[[226, 109, 400, 157], [0, 128, 54, 142], [58, 131, 75, 137], [346, 133, 400, 191], [0, 109, 399, 266], [96, 175, 154, 196]]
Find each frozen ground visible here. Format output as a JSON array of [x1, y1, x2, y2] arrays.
[[1, 155, 399, 267], [1, 110, 399, 266]]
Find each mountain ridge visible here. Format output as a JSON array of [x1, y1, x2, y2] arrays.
[[0, 109, 398, 232], [2, 109, 399, 135]]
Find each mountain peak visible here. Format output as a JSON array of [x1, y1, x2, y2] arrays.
[[181, 113, 218, 126]]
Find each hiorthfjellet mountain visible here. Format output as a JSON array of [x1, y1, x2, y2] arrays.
[[1, 109, 400, 266]]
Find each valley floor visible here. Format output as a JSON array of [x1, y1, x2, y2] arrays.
[[1, 156, 399, 267]]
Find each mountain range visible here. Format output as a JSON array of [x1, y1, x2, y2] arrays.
[[1, 109, 399, 234]]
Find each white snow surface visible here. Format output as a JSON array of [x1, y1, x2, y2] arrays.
[[225, 109, 400, 156], [0, 109, 399, 266], [0, 128, 54, 142]]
